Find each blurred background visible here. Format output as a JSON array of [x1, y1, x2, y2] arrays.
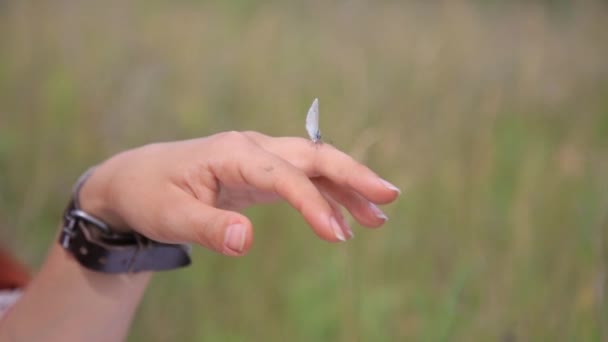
[[1, 0, 607, 340]]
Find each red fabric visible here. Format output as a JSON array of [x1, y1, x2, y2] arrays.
[[0, 247, 30, 289]]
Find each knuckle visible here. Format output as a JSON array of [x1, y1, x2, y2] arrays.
[[291, 196, 306, 215], [272, 173, 291, 196], [188, 212, 216, 248], [193, 226, 215, 250], [224, 130, 245, 141], [219, 130, 257, 149], [213, 130, 243, 143], [190, 211, 230, 252]]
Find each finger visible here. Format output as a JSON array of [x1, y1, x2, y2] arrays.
[[153, 186, 254, 256], [321, 190, 354, 240], [242, 132, 400, 204], [219, 141, 347, 243], [314, 177, 389, 229]]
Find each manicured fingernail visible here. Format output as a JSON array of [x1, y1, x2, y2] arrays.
[[369, 203, 389, 221], [330, 216, 346, 242], [379, 179, 401, 194], [224, 224, 246, 254]]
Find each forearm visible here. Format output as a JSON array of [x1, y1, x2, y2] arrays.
[[0, 240, 151, 342]]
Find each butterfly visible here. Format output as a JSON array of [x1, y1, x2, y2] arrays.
[[305, 98, 322, 144]]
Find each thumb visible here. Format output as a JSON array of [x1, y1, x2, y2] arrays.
[[160, 189, 254, 257]]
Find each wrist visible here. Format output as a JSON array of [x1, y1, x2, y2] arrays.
[[78, 161, 131, 233], [59, 164, 192, 274]]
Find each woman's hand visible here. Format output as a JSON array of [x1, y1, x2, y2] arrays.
[[0, 131, 400, 342], [80, 131, 400, 256]]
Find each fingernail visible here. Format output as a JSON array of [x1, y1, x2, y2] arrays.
[[224, 224, 246, 254], [369, 203, 389, 221], [330, 216, 346, 242], [338, 214, 354, 239], [379, 179, 401, 194]]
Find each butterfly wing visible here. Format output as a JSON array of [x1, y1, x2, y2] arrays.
[[305, 98, 321, 142]]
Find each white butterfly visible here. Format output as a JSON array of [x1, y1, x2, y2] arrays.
[[305, 98, 322, 143]]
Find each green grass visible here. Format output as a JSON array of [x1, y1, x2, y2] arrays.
[[1, 1, 607, 340]]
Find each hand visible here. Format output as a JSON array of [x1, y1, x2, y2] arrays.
[[79, 131, 400, 256]]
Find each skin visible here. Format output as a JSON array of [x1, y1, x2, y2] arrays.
[[0, 131, 399, 341]]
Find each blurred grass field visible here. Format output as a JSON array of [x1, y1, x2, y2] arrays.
[[1, 0, 608, 340]]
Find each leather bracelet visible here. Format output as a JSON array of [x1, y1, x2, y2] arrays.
[[59, 167, 191, 273]]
